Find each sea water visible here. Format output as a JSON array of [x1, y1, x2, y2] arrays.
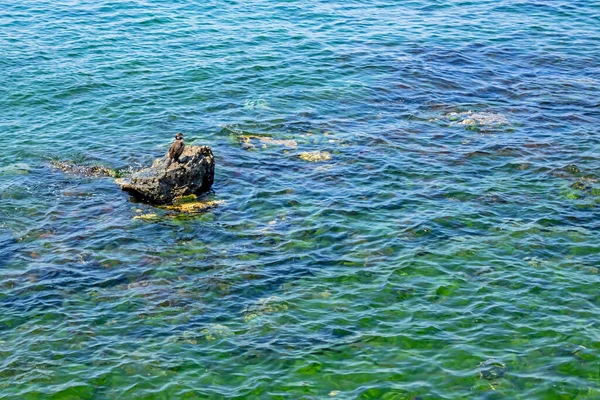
[[1, 1, 599, 398]]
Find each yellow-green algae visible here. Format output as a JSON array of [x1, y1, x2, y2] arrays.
[[161, 195, 225, 213], [298, 151, 332, 162]]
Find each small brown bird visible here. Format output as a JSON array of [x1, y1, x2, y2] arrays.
[[166, 133, 185, 168]]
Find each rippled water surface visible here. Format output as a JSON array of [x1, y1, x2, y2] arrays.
[[1, 1, 600, 398]]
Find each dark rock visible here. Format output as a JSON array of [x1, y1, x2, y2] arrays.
[[116, 146, 214, 204], [564, 164, 581, 176], [570, 181, 589, 191], [478, 360, 506, 380], [473, 266, 493, 276]]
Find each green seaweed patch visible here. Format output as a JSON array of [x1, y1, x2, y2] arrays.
[[435, 284, 457, 297], [561, 187, 585, 200], [173, 194, 200, 204], [295, 361, 322, 375]]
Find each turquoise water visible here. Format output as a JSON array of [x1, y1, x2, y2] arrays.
[[1, 1, 600, 398]]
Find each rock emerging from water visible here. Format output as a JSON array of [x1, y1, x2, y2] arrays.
[[116, 146, 214, 204]]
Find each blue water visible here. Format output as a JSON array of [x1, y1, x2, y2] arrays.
[[1, 1, 600, 399]]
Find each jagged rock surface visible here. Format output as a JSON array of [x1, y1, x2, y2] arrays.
[[116, 146, 214, 204]]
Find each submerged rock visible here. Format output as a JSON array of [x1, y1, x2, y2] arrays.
[[298, 151, 332, 162], [442, 111, 509, 126], [0, 163, 32, 176], [51, 160, 117, 177], [478, 359, 506, 380], [116, 146, 214, 205], [200, 324, 234, 341], [244, 296, 289, 322], [239, 134, 298, 150]]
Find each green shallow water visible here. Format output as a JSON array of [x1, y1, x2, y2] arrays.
[[1, 1, 600, 399]]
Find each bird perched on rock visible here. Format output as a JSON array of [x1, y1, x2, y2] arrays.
[[166, 133, 185, 168]]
